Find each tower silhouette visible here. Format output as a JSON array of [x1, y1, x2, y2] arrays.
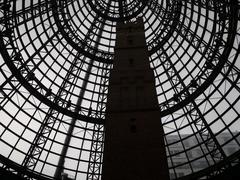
[[0, 0, 240, 180]]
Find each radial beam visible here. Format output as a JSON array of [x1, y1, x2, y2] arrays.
[[54, 1, 111, 178]]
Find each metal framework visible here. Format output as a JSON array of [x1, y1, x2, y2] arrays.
[[0, 0, 240, 179]]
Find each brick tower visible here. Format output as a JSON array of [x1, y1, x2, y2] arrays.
[[102, 19, 170, 180]]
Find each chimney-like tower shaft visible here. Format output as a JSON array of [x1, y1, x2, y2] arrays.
[[102, 19, 170, 180]]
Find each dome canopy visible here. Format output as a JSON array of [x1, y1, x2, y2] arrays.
[[0, 0, 240, 179]]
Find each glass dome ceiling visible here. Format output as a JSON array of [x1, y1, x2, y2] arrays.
[[0, 0, 240, 179]]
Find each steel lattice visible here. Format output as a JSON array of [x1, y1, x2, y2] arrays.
[[0, 0, 240, 179]]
